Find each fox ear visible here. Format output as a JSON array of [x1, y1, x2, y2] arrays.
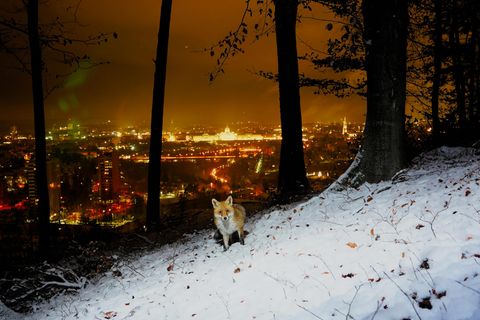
[[226, 195, 233, 206], [212, 198, 220, 208]]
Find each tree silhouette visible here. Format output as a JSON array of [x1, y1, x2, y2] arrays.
[[146, 0, 172, 231], [273, 0, 310, 199], [1, 1, 113, 255], [27, 0, 50, 256]]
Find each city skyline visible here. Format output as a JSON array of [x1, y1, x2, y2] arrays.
[[0, 0, 365, 132]]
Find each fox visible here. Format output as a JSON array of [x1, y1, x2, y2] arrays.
[[212, 195, 246, 250]]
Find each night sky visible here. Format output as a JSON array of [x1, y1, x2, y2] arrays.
[[0, 0, 365, 132]]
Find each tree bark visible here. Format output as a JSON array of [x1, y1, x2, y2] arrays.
[[273, 0, 310, 199], [431, 0, 442, 144], [146, 0, 172, 231], [358, 0, 408, 183], [27, 0, 50, 256]]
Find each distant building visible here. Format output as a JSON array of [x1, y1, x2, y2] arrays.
[[342, 117, 348, 135], [191, 126, 277, 142], [47, 159, 61, 214], [24, 153, 38, 207], [24, 154, 62, 214], [98, 150, 121, 203]]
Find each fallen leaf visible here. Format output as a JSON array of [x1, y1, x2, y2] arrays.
[[370, 228, 375, 236], [466, 235, 474, 240], [346, 242, 358, 249], [420, 259, 430, 269], [465, 189, 471, 196], [367, 195, 373, 202], [415, 224, 425, 229], [419, 297, 432, 309], [401, 252, 405, 258], [167, 264, 174, 272], [341, 273, 355, 278], [234, 267, 241, 273], [104, 311, 118, 319]]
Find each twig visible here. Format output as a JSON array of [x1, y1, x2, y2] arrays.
[[311, 254, 336, 280], [297, 304, 325, 320], [345, 284, 363, 320], [454, 280, 480, 295], [382, 271, 422, 320], [133, 233, 155, 245], [369, 297, 385, 320]]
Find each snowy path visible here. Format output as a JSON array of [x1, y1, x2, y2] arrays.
[[13, 147, 480, 319]]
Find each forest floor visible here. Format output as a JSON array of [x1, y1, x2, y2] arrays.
[[2, 146, 480, 319]]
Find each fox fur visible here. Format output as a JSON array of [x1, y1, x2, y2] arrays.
[[212, 195, 246, 250]]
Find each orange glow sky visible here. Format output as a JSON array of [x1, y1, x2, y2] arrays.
[[0, 0, 365, 131]]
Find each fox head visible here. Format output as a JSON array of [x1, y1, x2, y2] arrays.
[[212, 195, 234, 221]]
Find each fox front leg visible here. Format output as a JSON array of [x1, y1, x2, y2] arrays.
[[238, 227, 245, 245], [222, 233, 230, 251]]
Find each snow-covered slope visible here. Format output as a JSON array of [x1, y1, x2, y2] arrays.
[[23, 147, 480, 319]]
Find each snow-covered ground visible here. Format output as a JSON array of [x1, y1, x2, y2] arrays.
[[9, 147, 480, 319]]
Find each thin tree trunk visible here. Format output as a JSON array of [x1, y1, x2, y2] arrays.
[[273, 0, 310, 199], [468, 13, 479, 128], [431, 0, 442, 144], [146, 0, 172, 231], [358, 0, 408, 183], [27, 0, 50, 256], [468, 27, 476, 123], [449, 14, 467, 130]]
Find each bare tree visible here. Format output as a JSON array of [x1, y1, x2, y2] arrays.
[[26, 0, 50, 256], [0, 1, 113, 256], [273, 0, 310, 199], [146, 0, 173, 231]]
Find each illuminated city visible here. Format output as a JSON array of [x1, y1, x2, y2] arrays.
[[0, 119, 361, 227]]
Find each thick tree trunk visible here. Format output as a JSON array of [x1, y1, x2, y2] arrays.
[[273, 0, 310, 199], [146, 0, 172, 231], [358, 0, 408, 183], [27, 0, 50, 256], [431, 0, 442, 144]]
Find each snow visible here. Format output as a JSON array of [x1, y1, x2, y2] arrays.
[[15, 147, 480, 319]]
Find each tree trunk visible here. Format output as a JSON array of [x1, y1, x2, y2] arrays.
[[273, 0, 310, 199], [27, 0, 50, 256], [431, 0, 442, 144], [449, 14, 467, 130], [358, 0, 408, 183], [146, 0, 172, 231], [467, 12, 479, 128]]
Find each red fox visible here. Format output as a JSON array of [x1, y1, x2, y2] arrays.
[[212, 195, 246, 250]]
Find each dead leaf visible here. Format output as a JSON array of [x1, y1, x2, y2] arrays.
[[367, 195, 373, 202], [234, 267, 241, 273], [341, 273, 355, 278], [465, 189, 471, 196], [167, 264, 174, 272], [401, 252, 405, 258], [415, 224, 425, 229], [104, 311, 118, 319], [370, 228, 375, 236], [466, 235, 474, 241], [346, 242, 358, 249]]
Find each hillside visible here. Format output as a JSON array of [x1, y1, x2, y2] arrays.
[[5, 147, 480, 320]]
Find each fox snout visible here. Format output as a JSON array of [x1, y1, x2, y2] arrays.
[[223, 216, 228, 221]]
